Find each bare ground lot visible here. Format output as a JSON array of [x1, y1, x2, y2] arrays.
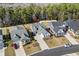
[[23, 40, 41, 55], [44, 36, 70, 48]]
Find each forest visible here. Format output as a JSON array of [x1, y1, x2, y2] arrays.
[[0, 3, 79, 27]]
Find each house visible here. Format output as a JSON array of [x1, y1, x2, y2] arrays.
[[0, 29, 4, 49], [31, 23, 50, 38], [48, 21, 65, 36], [9, 26, 30, 45], [65, 19, 79, 36]]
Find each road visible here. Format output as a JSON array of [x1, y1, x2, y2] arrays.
[[64, 32, 79, 45], [34, 34, 49, 50], [14, 41, 26, 56], [31, 44, 79, 56]]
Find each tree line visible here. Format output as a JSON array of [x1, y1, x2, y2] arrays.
[[0, 3, 79, 27]]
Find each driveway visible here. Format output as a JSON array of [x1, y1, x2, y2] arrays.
[[14, 41, 26, 56], [34, 34, 49, 50], [64, 32, 79, 45], [0, 48, 5, 56]]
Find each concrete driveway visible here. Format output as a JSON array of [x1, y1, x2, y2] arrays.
[[34, 34, 49, 50], [0, 48, 5, 56], [64, 32, 79, 45], [14, 41, 26, 56]]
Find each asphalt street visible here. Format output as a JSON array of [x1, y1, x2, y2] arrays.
[[31, 44, 79, 56]]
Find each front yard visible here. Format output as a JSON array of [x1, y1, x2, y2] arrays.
[[5, 41, 15, 56], [44, 36, 70, 48], [23, 40, 41, 55], [74, 36, 79, 42], [68, 31, 79, 43]]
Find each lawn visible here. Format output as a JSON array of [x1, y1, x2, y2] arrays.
[[44, 36, 70, 48], [5, 41, 15, 56], [23, 40, 41, 55]]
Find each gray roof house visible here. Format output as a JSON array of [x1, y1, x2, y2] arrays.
[[48, 21, 65, 36], [31, 23, 50, 38], [65, 19, 79, 35], [0, 29, 4, 49], [10, 26, 30, 44]]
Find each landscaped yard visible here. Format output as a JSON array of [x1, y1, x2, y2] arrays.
[[5, 41, 15, 56], [44, 36, 70, 48], [23, 40, 41, 55]]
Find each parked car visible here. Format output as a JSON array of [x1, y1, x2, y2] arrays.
[[64, 43, 72, 48], [13, 43, 19, 49]]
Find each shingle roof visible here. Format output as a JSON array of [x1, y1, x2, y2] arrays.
[[52, 21, 63, 27], [66, 19, 79, 32], [10, 26, 30, 42], [31, 23, 50, 37], [48, 21, 65, 36]]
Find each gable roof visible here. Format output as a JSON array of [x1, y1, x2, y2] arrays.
[[31, 23, 50, 37], [10, 26, 30, 42], [65, 19, 79, 32], [52, 21, 63, 28], [48, 21, 64, 36]]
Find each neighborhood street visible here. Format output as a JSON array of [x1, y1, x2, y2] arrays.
[[31, 44, 79, 56]]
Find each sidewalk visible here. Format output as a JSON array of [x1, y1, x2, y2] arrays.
[[34, 34, 49, 50], [64, 32, 79, 45], [14, 42, 26, 56], [63, 53, 78, 56]]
